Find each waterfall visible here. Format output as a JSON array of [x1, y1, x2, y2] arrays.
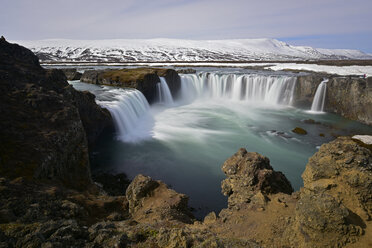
[[179, 73, 297, 106], [98, 88, 152, 142], [156, 77, 174, 105], [310, 79, 328, 112]]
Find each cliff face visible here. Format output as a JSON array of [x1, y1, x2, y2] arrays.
[[294, 74, 372, 125], [293, 74, 324, 108], [80, 68, 181, 103], [0, 38, 110, 189], [325, 77, 372, 125]]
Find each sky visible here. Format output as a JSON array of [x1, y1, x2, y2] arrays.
[[1, 0, 372, 53]]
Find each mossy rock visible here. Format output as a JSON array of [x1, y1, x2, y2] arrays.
[[292, 127, 308, 135]]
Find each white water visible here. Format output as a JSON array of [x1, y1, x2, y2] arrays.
[[310, 79, 328, 113], [156, 77, 174, 105], [96, 73, 297, 143], [179, 73, 297, 106], [98, 89, 153, 142]]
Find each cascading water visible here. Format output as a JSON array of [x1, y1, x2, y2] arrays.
[[310, 79, 328, 112], [179, 73, 297, 106], [98, 88, 153, 142], [156, 77, 174, 105]]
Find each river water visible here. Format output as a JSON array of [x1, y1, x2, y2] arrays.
[[69, 68, 372, 218]]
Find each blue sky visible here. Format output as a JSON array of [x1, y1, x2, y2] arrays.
[[1, 0, 371, 53]]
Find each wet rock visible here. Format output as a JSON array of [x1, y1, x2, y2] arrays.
[[292, 127, 308, 135]]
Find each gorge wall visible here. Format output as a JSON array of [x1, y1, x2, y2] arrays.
[[0, 37, 112, 190], [294, 74, 372, 125]]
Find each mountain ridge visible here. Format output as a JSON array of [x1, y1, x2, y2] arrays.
[[13, 38, 372, 62]]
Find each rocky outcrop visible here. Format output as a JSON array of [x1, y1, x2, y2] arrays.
[[126, 174, 194, 224], [61, 68, 82, 80], [221, 148, 293, 208], [285, 136, 372, 247], [207, 137, 372, 248], [80, 68, 181, 103], [0, 38, 111, 190]]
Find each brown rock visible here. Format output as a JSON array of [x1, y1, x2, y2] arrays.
[[292, 127, 308, 135], [221, 148, 293, 207], [125, 174, 194, 223]]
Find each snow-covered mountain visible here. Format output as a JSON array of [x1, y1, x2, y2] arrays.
[[13, 38, 372, 62]]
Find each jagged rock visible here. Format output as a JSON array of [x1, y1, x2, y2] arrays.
[[126, 174, 194, 223], [221, 148, 293, 207], [61, 68, 82, 80]]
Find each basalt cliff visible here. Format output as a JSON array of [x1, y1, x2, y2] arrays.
[[0, 38, 371, 248]]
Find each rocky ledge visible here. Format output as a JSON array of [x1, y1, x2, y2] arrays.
[[80, 67, 181, 103]]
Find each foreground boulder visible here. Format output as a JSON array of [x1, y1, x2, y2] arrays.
[[286, 136, 372, 247], [221, 148, 293, 207], [207, 137, 372, 247], [126, 174, 194, 224]]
